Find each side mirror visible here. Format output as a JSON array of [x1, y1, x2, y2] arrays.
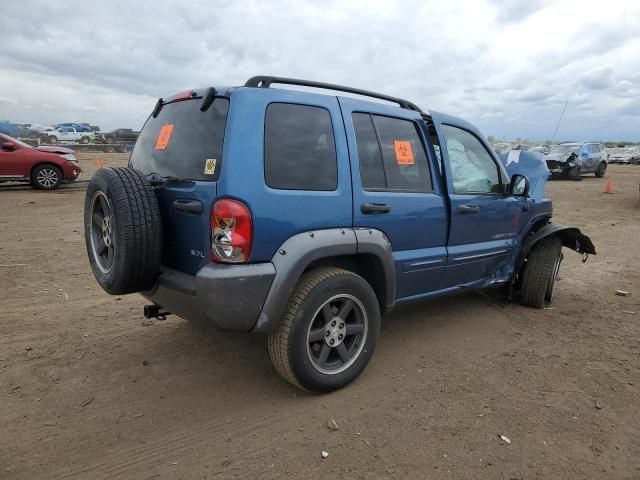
[[1, 141, 17, 152], [509, 174, 529, 197]]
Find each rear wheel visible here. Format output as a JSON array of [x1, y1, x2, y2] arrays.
[[268, 268, 380, 393], [519, 237, 563, 308], [80, 136, 90, 144], [31, 164, 62, 190], [595, 162, 606, 178]]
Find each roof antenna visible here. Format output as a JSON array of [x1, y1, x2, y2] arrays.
[[551, 100, 568, 142]]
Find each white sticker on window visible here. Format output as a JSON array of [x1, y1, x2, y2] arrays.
[[204, 158, 217, 175]]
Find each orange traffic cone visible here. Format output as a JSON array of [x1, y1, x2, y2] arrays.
[[603, 178, 613, 194]]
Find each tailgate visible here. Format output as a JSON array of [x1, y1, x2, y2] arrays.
[[129, 93, 230, 275]]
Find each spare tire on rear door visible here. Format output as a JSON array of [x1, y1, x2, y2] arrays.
[[84, 167, 162, 295]]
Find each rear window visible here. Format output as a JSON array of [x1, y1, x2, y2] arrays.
[[131, 97, 229, 181], [264, 103, 337, 191]]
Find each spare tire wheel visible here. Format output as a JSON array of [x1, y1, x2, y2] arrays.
[[84, 167, 162, 295]]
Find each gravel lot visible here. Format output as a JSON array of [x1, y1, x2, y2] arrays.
[[1, 154, 639, 479]]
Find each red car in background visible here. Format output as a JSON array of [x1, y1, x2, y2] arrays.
[[0, 133, 82, 190]]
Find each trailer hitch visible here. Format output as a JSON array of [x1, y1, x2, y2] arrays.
[[143, 304, 171, 321]]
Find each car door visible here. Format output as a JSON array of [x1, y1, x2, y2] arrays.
[[339, 98, 448, 299], [582, 144, 597, 172], [597, 144, 606, 165], [60, 128, 73, 141], [0, 139, 27, 178], [434, 120, 523, 288]]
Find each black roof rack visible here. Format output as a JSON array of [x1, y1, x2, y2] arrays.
[[244, 76, 423, 113]]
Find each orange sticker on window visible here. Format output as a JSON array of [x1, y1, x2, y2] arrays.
[[155, 124, 174, 150], [393, 140, 414, 165]]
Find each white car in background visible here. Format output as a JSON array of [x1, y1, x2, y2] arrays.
[[607, 147, 640, 164], [41, 127, 94, 145]]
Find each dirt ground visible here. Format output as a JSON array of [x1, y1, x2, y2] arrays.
[[1, 153, 639, 480]]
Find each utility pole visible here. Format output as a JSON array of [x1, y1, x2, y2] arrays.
[[551, 101, 568, 142]]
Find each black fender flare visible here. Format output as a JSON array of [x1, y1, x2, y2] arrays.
[[252, 228, 396, 334], [518, 223, 596, 269]]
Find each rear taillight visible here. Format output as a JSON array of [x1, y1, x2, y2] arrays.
[[165, 90, 194, 102], [211, 199, 252, 263]]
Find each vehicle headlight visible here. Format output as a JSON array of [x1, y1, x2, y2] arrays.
[[62, 153, 78, 162]]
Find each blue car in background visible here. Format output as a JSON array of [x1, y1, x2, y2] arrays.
[[57, 123, 93, 132], [0, 121, 22, 137]]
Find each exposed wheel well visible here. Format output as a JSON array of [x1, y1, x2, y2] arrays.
[[304, 254, 388, 312]]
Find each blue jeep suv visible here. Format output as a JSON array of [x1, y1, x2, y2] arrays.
[[84, 76, 595, 393]]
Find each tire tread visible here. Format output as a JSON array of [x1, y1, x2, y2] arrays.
[[520, 236, 562, 308], [268, 267, 358, 391]]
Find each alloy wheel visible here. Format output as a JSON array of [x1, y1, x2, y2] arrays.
[[306, 294, 368, 375], [89, 191, 115, 274], [37, 168, 59, 188]]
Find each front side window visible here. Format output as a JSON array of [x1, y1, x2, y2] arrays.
[[264, 103, 337, 191], [442, 124, 501, 194], [352, 113, 432, 192]]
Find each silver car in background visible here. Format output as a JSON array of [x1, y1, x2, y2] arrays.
[[544, 142, 607, 180], [607, 147, 640, 164]]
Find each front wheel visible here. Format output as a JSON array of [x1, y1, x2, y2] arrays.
[[268, 268, 381, 393], [595, 162, 606, 178], [32, 164, 62, 190], [48, 136, 58, 144], [80, 136, 90, 144], [519, 237, 563, 308], [567, 165, 582, 181]]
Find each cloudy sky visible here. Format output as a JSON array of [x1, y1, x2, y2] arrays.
[[1, 0, 639, 141]]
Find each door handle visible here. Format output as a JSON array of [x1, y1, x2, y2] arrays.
[[458, 204, 480, 214], [361, 202, 391, 214], [173, 199, 203, 214]]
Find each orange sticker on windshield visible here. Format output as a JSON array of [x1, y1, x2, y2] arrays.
[[155, 124, 174, 150], [393, 140, 414, 165]]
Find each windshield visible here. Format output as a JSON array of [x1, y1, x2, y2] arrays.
[[609, 148, 632, 155], [550, 144, 580, 154], [130, 97, 229, 181], [0, 134, 33, 148]]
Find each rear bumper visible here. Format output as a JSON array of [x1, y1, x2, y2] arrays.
[[142, 262, 276, 332]]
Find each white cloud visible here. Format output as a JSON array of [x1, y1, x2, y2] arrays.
[[579, 66, 615, 90], [0, 96, 18, 105], [0, 0, 639, 140]]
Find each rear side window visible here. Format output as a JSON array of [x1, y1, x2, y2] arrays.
[[352, 113, 385, 189], [352, 113, 432, 192], [264, 103, 337, 191], [131, 97, 229, 181]]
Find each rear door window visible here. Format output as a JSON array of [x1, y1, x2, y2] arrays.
[[131, 97, 229, 181], [352, 113, 432, 192], [264, 103, 337, 191]]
